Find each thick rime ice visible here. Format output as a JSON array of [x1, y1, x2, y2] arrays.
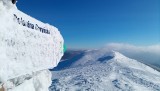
[[5, 70, 52, 91], [0, 0, 64, 91], [50, 50, 160, 91]]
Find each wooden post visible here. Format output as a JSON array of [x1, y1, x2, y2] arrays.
[[0, 84, 5, 91], [12, 0, 17, 4]]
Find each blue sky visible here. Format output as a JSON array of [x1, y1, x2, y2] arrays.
[[17, 0, 160, 49]]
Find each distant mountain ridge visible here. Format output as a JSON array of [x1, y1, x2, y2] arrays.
[[53, 49, 160, 72]]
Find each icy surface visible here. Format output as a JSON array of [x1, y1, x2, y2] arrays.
[[50, 50, 160, 91], [0, 0, 63, 91], [8, 70, 52, 91]]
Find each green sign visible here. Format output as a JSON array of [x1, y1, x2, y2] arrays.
[[63, 44, 67, 53]]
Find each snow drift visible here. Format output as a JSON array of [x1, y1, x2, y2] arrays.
[[50, 49, 160, 91], [0, 0, 64, 91]]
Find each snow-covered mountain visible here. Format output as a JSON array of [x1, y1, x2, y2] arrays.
[[50, 49, 160, 91]]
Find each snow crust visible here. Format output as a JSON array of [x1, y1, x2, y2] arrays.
[[50, 50, 160, 91], [8, 70, 52, 91], [0, 0, 63, 90]]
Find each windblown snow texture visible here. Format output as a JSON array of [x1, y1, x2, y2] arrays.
[[50, 49, 160, 91], [0, 0, 64, 91]]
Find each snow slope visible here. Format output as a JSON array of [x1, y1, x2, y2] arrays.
[[0, 0, 63, 91], [50, 50, 160, 91]]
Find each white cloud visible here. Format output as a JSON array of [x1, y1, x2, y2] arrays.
[[104, 43, 160, 67]]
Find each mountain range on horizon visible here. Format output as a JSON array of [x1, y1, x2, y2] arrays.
[[53, 49, 160, 72]]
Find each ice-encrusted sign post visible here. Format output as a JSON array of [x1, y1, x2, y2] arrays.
[[0, 0, 64, 91]]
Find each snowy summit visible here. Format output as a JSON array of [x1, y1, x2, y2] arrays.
[[50, 49, 160, 91]]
